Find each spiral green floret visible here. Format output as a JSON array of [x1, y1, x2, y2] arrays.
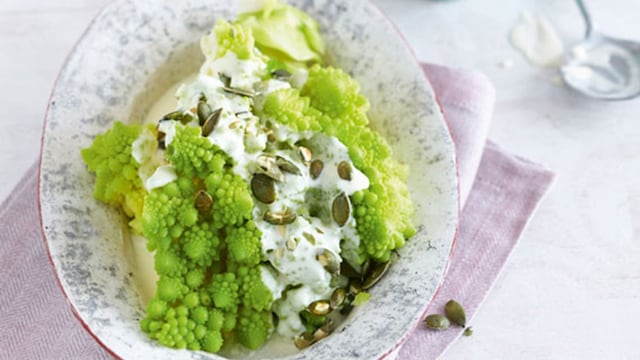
[[166, 124, 228, 179], [205, 171, 254, 228], [212, 20, 256, 60], [258, 88, 322, 132], [141, 178, 199, 251], [236, 266, 273, 311], [237, 307, 273, 350], [226, 221, 263, 266], [181, 222, 220, 267], [210, 272, 240, 311], [81, 121, 146, 229]]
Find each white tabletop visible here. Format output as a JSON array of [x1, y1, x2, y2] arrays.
[[2, 0, 639, 358]]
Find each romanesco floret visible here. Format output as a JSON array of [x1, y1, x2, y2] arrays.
[[213, 20, 256, 60], [205, 171, 254, 228], [236, 266, 273, 311], [141, 178, 198, 251], [236, 307, 272, 350], [166, 124, 228, 179], [81, 121, 146, 225], [181, 222, 220, 267], [258, 88, 322, 132], [210, 272, 240, 311], [226, 221, 263, 266]]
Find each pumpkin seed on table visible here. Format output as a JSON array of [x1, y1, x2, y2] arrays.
[[424, 314, 450, 330], [201, 108, 222, 137], [337, 161, 353, 180], [251, 173, 276, 204], [309, 159, 324, 179], [332, 192, 350, 227], [444, 299, 466, 327], [463, 327, 473, 337]]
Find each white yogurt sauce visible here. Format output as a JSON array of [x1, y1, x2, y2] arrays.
[[129, 34, 370, 348], [510, 11, 564, 67]]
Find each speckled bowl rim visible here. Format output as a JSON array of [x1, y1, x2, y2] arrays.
[[37, 1, 461, 359]]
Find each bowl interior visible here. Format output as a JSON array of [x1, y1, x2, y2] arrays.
[[39, 0, 458, 359]]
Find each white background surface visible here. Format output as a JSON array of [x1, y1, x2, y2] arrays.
[[1, 0, 639, 359]]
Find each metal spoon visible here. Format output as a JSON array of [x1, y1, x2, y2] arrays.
[[561, 0, 640, 100]]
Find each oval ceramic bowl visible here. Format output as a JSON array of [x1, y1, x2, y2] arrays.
[[39, 0, 458, 359]]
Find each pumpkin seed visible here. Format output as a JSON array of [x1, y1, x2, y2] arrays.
[[251, 173, 276, 204], [294, 332, 315, 350], [317, 249, 340, 274], [156, 130, 166, 150], [229, 121, 241, 129], [223, 86, 255, 97], [362, 261, 390, 290], [195, 190, 213, 214], [309, 160, 324, 179], [444, 300, 466, 327], [360, 258, 371, 278], [202, 108, 222, 137], [257, 155, 284, 181], [302, 232, 316, 245], [197, 100, 212, 126], [463, 327, 473, 337], [162, 110, 184, 121], [313, 326, 330, 341], [330, 288, 346, 309], [285, 236, 298, 251], [298, 146, 313, 162], [340, 261, 360, 279], [264, 207, 296, 225], [218, 73, 231, 87], [271, 68, 292, 79], [331, 192, 350, 227], [337, 161, 353, 181], [424, 314, 450, 330], [348, 279, 363, 295], [276, 156, 301, 175], [307, 300, 331, 316]]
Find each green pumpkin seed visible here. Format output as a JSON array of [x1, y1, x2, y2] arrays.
[[307, 300, 331, 316], [444, 300, 466, 327], [156, 129, 166, 150], [337, 161, 353, 180], [195, 190, 213, 214], [424, 314, 450, 330], [162, 110, 184, 121], [340, 261, 360, 278], [218, 73, 231, 87], [285, 236, 298, 251], [309, 159, 324, 179], [317, 249, 340, 274], [271, 68, 292, 79], [197, 100, 212, 126], [263, 207, 296, 225], [202, 108, 222, 137], [302, 232, 316, 245], [330, 288, 346, 309], [332, 192, 350, 227], [276, 156, 301, 175], [298, 146, 312, 162], [251, 174, 276, 204], [294, 332, 315, 350], [223, 86, 255, 97], [463, 327, 473, 337], [257, 155, 284, 181], [362, 261, 390, 290]]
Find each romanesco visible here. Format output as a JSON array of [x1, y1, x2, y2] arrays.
[[257, 88, 322, 132], [81, 121, 146, 228], [212, 20, 257, 61], [226, 221, 263, 266], [236, 307, 272, 350], [236, 266, 273, 311], [205, 171, 254, 228], [209, 272, 240, 311]]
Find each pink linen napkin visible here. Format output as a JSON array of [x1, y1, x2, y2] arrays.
[[0, 64, 554, 360]]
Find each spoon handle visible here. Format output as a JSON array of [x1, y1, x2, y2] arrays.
[[575, 0, 594, 38]]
